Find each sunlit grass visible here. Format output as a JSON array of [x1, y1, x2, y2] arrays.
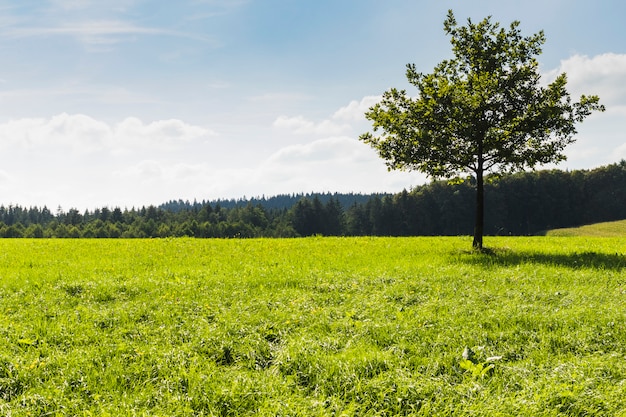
[[0, 237, 624, 415], [545, 219, 626, 237]]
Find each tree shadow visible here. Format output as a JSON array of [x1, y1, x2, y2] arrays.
[[458, 248, 625, 271]]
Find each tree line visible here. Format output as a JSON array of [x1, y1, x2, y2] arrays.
[[0, 161, 624, 238]]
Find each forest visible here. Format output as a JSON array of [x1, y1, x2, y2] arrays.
[[0, 161, 624, 238]]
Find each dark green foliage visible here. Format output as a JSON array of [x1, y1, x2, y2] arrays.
[[0, 162, 624, 238], [160, 192, 382, 212], [292, 196, 344, 236]]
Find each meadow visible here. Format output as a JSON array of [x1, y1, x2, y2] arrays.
[[0, 236, 624, 416], [545, 219, 626, 237]]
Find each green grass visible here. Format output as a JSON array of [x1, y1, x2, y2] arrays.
[[546, 219, 626, 237], [0, 237, 625, 415]]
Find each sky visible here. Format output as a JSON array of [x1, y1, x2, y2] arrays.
[[0, 0, 624, 210]]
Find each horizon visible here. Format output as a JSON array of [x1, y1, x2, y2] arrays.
[[0, 160, 622, 212]]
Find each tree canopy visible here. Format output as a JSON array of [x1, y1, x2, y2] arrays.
[[360, 10, 604, 249]]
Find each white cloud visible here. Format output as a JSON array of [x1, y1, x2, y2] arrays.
[[539, 54, 626, 171], [3, 20, 216, 50], [273, 115, 351, 136], [262, 97, 430, 197], [0, 108, 427, 208], [7, 20, 161, 37], [115, 160, 164, 182], [272, 115, 314, 132], [0, 114, 215, 155], [105, 135, 426, 205], [509, 54, 626, 170], [273, 95, 382, 137], [332, 95, 381, 121], [113, 117, 214, 151], [255, 136, 426, 194], [0, 113, 110, 153], [544, 53, 626, 106], [266, 136, 369, 165], [117, 160, 220, 184]]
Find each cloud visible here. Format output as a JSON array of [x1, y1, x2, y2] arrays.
[[0, 114, 110, 153], [264, 97, 427, 195], [266, 136, 369, 165], [544, 53, 626, 106], [273, 115, 351, 136], [107, 135, 426, 205], [254, 136, 425, 193], [273, 96, 382, 137], [113, 117, 215, 152], [540, 55, 626, 168], [7, 20, 158, 37], [332, 95, 381, 121], [0, 114, 219, 208], [0, 109, 426, 209], [2, 18, 217, 51], [116, 160, 164, 181], [110, 160, 255, 204], [0, 114, 216, 155]]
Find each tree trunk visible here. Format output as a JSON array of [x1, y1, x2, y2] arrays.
[[473, 167, 484, 250]]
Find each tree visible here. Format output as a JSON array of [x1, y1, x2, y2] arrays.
[[323, 197, 345, 236], [291, 197, 321, 236], [360, 10, 604, 249]]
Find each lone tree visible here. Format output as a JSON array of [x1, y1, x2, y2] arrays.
[[360, 10, 604, 249]]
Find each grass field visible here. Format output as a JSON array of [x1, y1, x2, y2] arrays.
[[545, 219, 626, 237], [0, 237, 625, 416]]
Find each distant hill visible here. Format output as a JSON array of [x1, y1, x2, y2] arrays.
[[544, 219, 626, 237]]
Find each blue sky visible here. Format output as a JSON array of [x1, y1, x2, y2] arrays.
[[0, 0, 624, 209]]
